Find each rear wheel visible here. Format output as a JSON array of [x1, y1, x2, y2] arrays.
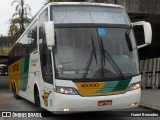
[[12, 84, 20, 99]]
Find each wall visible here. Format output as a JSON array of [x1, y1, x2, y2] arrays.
[[116, 0, 160, 14], [0, 36, 19, 56]]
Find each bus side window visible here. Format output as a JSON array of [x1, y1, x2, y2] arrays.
[[39, 8, 53, 84], [27, 21, 37, 52], [41, 35, 53, 84], [39, 8, 48, 40]]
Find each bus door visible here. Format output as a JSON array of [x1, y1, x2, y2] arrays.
[[39, 36, 55, 110]]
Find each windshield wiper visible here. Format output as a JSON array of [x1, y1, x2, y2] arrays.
[[82, 35, 97, 80], [99, 37, 124, 78], [91, 35, 98, 65], [125, 28, 133, 51]]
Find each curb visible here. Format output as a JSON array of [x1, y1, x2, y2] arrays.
[[140, 104, 160, 111]]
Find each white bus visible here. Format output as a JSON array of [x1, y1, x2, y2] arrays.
[[8, 2, 152, 113]]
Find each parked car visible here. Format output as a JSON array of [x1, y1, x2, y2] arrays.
[[0, 64, 8, 75]]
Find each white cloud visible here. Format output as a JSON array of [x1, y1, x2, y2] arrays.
[[0, 0, 45, 36]]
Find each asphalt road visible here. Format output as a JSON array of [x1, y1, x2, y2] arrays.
[[0, 76, 159, 120]]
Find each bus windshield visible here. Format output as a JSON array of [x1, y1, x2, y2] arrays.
[[54, 24, 139, 81]]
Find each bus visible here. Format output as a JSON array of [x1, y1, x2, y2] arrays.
[[8, 2, 152, 113]]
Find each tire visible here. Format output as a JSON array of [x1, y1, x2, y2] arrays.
[[12, 84, 20, 99], [34, 88, 41, 109]]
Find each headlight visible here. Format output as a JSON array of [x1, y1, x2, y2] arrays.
[[56, 86, 78, 95], [128, 82, 141, 91]]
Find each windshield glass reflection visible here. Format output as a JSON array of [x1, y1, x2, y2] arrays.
[[54, 25, 139, 80]]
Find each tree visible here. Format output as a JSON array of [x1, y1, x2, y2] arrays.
[[10, 0, 31, 35], [8, 18, 19, 36], [8, 17, 31, 36]]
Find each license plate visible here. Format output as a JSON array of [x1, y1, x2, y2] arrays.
[[98, 100, 112, 106]]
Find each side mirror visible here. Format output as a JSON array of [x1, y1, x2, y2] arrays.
[[44, 21, 55, 50], [132, 21, 152, 49]]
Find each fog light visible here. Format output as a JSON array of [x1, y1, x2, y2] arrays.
[[63, 109, 70, 112], [131, 103, 138, 107]]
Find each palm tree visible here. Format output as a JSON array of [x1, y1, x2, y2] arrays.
[[8, 17, 31, 36], [11, 0, 32, 34], [8, 18, 19, 36]]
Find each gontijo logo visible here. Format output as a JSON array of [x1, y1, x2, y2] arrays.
[[81, 83, 99, 88]]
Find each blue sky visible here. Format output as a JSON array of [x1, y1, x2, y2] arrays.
[[0, 0, 45, 36]]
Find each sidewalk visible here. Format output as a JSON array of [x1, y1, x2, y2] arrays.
[[140, 89, 160, 110]]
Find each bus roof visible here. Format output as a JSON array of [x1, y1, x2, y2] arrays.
[[12, 2, 125, 47], [36, 2, 124, 18], [49, 2, 124, 9]]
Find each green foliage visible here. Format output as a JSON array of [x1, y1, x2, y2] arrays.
[[8, 18, 19, 36], [8, 0, 31, 36]]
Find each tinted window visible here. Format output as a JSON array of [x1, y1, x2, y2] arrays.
[[27, 21, 37, 52], [39, 9, 48, 40], [39, 9, 53, 84], [39, 35, 53, 84], [8, 21, 37, 64]]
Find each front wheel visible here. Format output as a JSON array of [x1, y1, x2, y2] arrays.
[[34, 89, 41, 109]]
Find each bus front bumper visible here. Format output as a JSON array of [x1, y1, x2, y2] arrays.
[[53, 88, 141, 113]]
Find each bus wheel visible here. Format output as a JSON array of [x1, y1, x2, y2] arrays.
[[34, 88, 41, 109], [12, 84, 20, 99]]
